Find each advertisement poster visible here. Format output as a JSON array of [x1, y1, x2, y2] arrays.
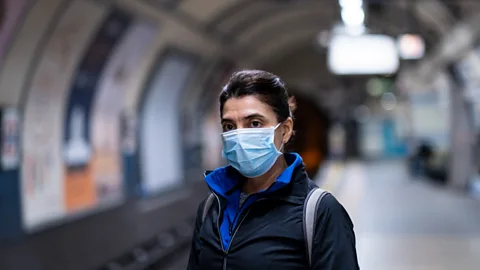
[[63, 9, 132, 214], [91, 20, 156, 205], [1, 107, 19, 170], [140, 54, 196, 194], [381, 118, 407, 157], [0, 0, 31, 66], [21, 0, 106, 230]]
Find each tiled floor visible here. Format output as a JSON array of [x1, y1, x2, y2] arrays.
[[334, 160, 480, 270]]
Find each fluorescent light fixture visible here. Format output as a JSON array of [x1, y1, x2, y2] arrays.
[[341, 6, 365, 27], [345, 25, 366, 36], [339, 0, 363, 8], [328, 34, 400, 75], [331, 23, 366, 36]]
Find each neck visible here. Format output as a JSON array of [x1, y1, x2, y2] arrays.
[[243, 155, 288, 194]]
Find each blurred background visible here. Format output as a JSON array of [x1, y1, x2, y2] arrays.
[[0, 0, 479, 269]]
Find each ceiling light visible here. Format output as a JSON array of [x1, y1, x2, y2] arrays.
[[341, 7, 365, 27], [339, 0, 363, 8]]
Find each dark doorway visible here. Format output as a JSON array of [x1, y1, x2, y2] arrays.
[[286, 92, 330, 178]]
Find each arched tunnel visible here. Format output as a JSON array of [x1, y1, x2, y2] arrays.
[[1, 0, 480, 269]]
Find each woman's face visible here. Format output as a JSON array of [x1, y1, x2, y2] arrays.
[[221, 95, 293, 149]]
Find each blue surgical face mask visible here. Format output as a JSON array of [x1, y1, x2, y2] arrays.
[[221, 123, 283, 178]]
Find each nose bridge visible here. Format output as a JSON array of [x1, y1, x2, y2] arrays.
[[236, 121, 248, 129]]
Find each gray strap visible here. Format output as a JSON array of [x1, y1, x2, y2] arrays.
[[201, 193, 215, 223], [304, 188, 328, 267]]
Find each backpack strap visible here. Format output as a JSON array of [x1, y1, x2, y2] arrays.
[[201, 193, 215, 224], [303, 187, 329, 267]]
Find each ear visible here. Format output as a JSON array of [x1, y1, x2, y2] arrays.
[[282, 117, 294, 143]]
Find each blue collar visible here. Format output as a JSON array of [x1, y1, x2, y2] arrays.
[[204, 153, 303, 197]]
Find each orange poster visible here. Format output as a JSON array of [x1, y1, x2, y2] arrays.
[[91, 20, 157, 205], [21, 0, 105, 230], [64, 165, 96, 212]]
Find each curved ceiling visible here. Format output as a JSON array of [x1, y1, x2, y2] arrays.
[[151, 0, 447, 112], [147, 0, 436, 65], [2, 0, 476, 112]]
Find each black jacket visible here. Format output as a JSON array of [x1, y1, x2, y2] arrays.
[[187, 158, 359, 270]]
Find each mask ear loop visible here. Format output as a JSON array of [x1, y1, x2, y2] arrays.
[[274, 122, 286, 152], [278, 142, 285, 152]]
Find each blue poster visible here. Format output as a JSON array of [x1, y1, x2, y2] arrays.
[[382, 118, 407, 157]]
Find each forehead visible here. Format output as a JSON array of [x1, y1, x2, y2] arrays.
[[222, 95, 276, 121]]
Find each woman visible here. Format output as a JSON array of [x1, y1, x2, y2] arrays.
[[187, 70, 359, 269]]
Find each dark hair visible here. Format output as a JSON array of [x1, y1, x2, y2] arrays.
[[219, 70, 296, 122]]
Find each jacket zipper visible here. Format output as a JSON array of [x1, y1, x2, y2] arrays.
[[227, 208, 252, 253], [204, 170, 271, 270], [221, 207, 252, 270], [220, 198, 266, 270]]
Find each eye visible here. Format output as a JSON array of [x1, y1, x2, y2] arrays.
[[250, 120, 262, 128], [222, 123, 235, 132]]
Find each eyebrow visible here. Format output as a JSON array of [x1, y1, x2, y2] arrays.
[[221, 113, 266, 123]]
